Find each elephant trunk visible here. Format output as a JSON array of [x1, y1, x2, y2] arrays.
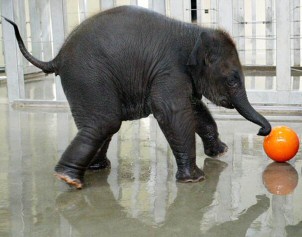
[[231, 92, 271, 136]]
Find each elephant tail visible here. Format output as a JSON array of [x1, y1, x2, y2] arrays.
[[3, 17, 58, 75]]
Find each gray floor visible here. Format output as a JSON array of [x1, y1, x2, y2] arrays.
[[1, 79, 302, 237]]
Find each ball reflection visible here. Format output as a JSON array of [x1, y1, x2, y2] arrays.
[[262, 162, 298, 195]]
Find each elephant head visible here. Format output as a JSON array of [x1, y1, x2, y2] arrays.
[[187, 30, 271, 136]]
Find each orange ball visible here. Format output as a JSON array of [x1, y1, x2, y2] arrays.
[[263, 126, 300, 162]]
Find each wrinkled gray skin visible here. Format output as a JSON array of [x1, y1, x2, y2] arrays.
[[6, 6, 271, 188]]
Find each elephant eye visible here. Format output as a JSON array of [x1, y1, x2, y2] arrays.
[[226, 71, 240, 87], [226, 77, 238, 87]]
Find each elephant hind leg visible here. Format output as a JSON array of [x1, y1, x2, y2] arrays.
[[54, 135, 100, 189], [54, 173, 83, 189], [88, 137, 112, 170], [54, 119, 121, 189]]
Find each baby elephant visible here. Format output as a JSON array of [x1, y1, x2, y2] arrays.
[[5, 6, 271, 188]]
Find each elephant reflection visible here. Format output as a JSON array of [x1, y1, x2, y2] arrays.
[[161, 159, 270, 236], [56, 159, 269, 236], [201, 195, 269, 236], [55, 170, 153, 237], [286, 221, 302, 237]]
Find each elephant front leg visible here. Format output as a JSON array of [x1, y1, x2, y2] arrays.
[[152, 97, 204, 183], [193, 99, 228, 157]]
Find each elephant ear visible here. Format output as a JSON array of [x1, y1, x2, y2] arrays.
[[187, 36, 202, 66], [187, 32, 208, 66], [187, 33, 208, 99]]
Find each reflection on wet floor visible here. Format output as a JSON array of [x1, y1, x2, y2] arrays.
[[0, 103, 302, 237]]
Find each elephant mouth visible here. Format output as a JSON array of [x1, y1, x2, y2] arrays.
[[220, 99, 234, 109]]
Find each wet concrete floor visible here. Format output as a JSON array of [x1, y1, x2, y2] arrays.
[[1, 101, 302, 237]]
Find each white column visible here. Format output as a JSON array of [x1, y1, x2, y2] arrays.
[[38, 0, 53, 61], [14, 0, 28, 70], [292, 0, 301, 90], [78, 0, 88, 22], [196, 0, 202, 25], [210, 0, 218, 27], [251, 0, 256, 66], [293, 0, 300, 67], [276, 0, 291, 93], [62, 0, 69, 35], [2, 0, 25, 102], [218, 0, 233, 35], [50, 0, 67, 101], [265, 0, 274, 66], [233, 0, 245, 63], [28, 0, 43, 73], [149, 0, 166, 15], [130, 0, 137, 5], [169, 0, 191, 22], [100, 0, 115, 11], [265, 0, 274, 90]]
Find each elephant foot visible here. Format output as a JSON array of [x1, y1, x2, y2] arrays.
[[54, 164, 84, 189], [54, 173, 83, 189], [88, 157, 111, 170], [204, 139, 228, 158], [176, 165, 205, 183]]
